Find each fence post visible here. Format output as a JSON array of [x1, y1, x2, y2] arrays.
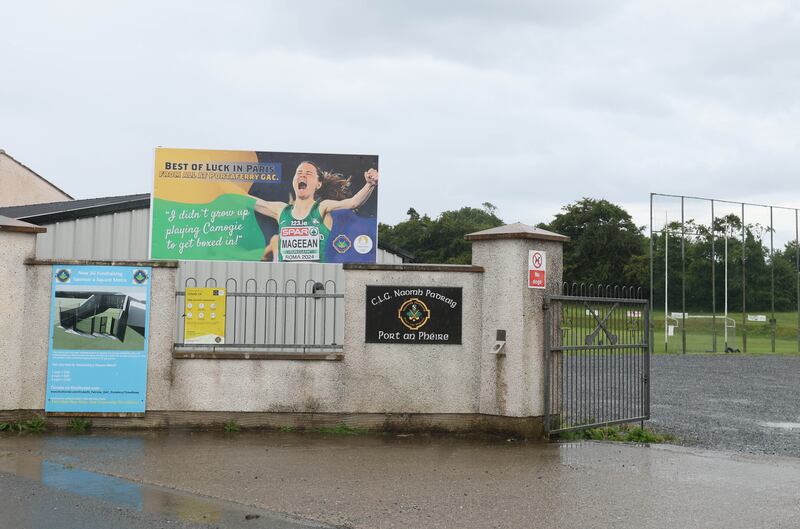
[[465, 223, 567, 430]]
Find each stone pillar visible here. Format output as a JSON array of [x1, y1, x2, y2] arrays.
[[466, 223, 567, 422], [0, 218, 45, 412]]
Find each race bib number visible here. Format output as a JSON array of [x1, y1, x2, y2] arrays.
[[280, 226, 320, 261]]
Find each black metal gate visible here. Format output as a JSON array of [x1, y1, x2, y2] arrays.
[[544, 285, 650, 435]]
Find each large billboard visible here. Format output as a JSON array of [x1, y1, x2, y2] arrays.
[[45, 265, 152, 413], [150, 148, 379, 263]]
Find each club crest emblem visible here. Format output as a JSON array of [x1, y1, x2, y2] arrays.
[[398, 298, 430, 331], [55, 269, 71, 283], [333, 234, 351, 254], [133, 269, 149, 285]]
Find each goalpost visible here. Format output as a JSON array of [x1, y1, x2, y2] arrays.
[[665, 314, 738, 353], [661, 210, 738, 353]]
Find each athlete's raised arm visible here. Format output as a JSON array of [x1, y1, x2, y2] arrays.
[[319, 168, 378, 215], [253, 198, 287, 220]]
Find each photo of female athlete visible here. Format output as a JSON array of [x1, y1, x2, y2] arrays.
[[254, 161, 379, 261]]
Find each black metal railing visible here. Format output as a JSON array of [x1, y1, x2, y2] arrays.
[[561, 282, 646, 299]]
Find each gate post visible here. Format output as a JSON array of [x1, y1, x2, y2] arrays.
[[465, 223, 567, 431], [0, 217, 46, 413]]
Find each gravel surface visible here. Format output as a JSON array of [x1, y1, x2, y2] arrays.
[[649, 354, 800, 456]]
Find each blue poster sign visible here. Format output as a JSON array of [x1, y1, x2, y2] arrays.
[[45, 265, 152, 413]]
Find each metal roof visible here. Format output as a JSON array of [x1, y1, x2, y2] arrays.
[[0, 193, 150, 224]]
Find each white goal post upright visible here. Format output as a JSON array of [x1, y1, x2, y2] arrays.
[[724, 225, 729, 351]]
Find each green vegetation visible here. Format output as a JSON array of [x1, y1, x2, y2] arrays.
[[559, 424, 672, 443], [379, 204, 503, 264], [0, 421, 15, 432], [382, 199, 800, 329], [538, 198, 648, 285], [278, 426, 295, 432], [223, 420, 240, 433], [17, 415, 47, 434], [67, 418, 93, 434], [312, 425, 368, 435]]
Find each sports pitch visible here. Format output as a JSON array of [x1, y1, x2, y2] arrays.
[[650, 310, 800, 354]]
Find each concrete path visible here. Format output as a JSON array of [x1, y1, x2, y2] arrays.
[[2, 431, 799, 529]]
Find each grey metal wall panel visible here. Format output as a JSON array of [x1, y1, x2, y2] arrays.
[[376, 248, 403, 265], [36, 210, 150, 261]]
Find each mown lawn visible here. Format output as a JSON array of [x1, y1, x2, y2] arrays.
[[650, 310, 800, 354]]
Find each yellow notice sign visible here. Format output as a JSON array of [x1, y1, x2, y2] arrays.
[[184, 288, 226, 344]]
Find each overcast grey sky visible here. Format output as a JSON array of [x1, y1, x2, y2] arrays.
[[2, 1, 799, 230]]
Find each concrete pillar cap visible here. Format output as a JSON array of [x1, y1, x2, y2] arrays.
[[0, 215, 46, 234], [464, 222, 569, 242]]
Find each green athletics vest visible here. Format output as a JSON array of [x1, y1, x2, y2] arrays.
[[277, 201, 330, 262]]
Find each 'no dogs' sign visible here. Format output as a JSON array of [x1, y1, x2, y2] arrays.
[[528, 250, 546, 289]]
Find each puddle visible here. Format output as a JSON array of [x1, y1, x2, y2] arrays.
[[759, 422, 800, 430], [0, 454, 331, 529]]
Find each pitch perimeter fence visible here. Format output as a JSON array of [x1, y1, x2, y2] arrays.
[[650, 193, 800, 354]]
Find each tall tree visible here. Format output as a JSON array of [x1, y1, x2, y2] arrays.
[[538, 198, 646, 285], [379, 204, 503, 264]]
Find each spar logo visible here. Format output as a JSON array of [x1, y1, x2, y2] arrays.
[[280, 226, 319, 237], [55, 269, 71, 283], [398, 298, 431, 331]]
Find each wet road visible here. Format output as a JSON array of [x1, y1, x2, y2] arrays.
[[0, 471, 257, 529], [0, 445, 334, 529], [2, 431, 799, 529], [650, 354, 800, 456]]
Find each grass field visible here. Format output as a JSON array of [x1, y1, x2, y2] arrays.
[[650, 310, 800, 354]]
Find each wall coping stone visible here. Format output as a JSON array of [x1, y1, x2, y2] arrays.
[[464, 222, 569, 242], [25, 258, 180, 268], [344, 263, 484, 273], [0, 215, 47, 234]]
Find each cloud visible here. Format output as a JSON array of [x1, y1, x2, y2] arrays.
[[1, 0, 799, 233]]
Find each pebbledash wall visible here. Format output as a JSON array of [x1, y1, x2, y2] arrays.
[[0, 219, 566, 436]]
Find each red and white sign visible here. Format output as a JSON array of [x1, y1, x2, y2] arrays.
[[528, 250, 546, 289]]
